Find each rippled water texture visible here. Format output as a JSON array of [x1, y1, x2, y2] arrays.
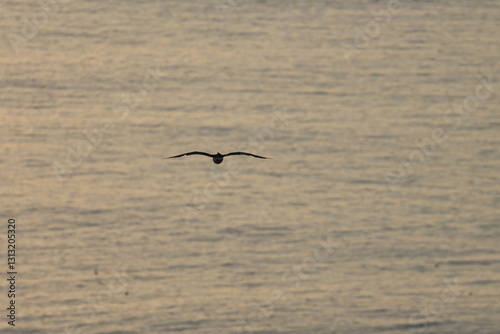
[[1, 0, 499, 333]]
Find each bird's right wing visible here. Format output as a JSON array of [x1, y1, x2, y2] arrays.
[[163, 151, 214, 159], [225, 152, 269, 159]]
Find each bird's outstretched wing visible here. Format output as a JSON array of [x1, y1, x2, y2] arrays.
[[163, 151, 214, 159], [224, 152, 269, 159]]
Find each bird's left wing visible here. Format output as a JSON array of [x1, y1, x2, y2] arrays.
[[224, 152, 269, 159], [163, 151, 213, 159]]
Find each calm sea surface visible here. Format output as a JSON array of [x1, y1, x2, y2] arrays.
[[1, 0, 499, 333]]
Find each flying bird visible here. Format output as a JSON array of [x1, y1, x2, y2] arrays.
[[163, 151, 269, 164]]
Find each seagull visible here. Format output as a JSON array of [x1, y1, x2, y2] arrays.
[[163, 151, 270, 164]]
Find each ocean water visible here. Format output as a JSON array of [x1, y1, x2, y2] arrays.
[[1, 0, 499, 333]]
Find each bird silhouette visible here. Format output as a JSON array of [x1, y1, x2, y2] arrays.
[[163, 151, 269, 164]]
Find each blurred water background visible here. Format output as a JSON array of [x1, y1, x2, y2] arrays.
[[1, 0, 499, 333]]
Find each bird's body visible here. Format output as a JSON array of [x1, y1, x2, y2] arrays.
[[212, 153, 224, 164], [164, 151, 269, 164]]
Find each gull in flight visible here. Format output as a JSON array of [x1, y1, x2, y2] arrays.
[[163, 151, 270, 164]]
